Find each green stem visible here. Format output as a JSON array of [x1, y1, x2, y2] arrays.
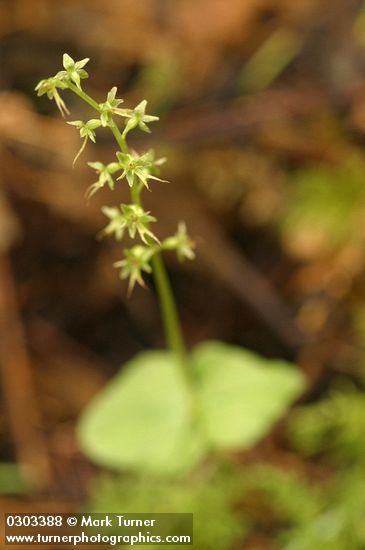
[[68, 83, 129, 154], [67, 82, 100, 111], [109, 118, 128, 154], [131, 179, 141, 206], [67, 83, 187, 364], [151, 253, 186, 364], [129, 179, 186, 363]]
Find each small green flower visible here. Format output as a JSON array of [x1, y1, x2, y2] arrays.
[[116, 150, 166, 189], [143, 149, 167, 171], [67, 119, 102, 165], [100, 206, 125, 240], [67, 119, 101, 141], [35, 77, 69, 117], [98, 87, 127, 127], [86, 162, 120, 198], [114, 245, 156, 294], [122, 100, 159, 138], [163, 222, 195, 261], [55, 53, 89, 89], [101, 204, 158, 243], [121, 204, 158, 243]]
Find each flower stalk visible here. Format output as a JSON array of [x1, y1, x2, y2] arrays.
[[35, 54, 195, 367]]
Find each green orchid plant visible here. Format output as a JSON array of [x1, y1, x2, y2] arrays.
[[35, 54, 304, 477]]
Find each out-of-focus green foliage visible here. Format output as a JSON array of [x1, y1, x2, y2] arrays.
[[78, 342, 304, 475], [290, 387, 365, 462], [241, 464, 321, 527], [237, 445, 365, 549], [240, 28, 302, 92], [88, 468, 248, 550], [137, 53, 182, 111], [87, 444, 365, 549], [280, 159, 365, 259], [277, 385, 365, 549], [0, 463, 28, 495], [281, 469, 365, 549]]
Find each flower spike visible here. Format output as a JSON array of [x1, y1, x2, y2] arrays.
[[34, 53, 195, 307]]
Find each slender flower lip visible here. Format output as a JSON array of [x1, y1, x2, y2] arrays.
[[35, 77, 70, 116], [85, 162, 121, 199], [67, 119, 102, 166]]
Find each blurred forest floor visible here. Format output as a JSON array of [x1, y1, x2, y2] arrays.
[[2, 0, 365, 548]]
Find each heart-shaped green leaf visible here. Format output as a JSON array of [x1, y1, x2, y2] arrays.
[[192, 341, 305, 449], [77, 351, 206, 475], [78, 342, 305, 474]]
